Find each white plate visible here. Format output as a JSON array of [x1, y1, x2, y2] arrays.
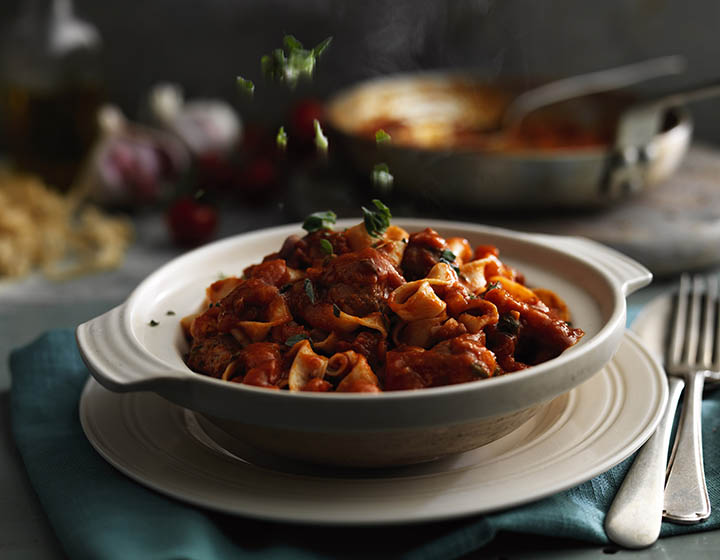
[[79, 330, 667, 525]]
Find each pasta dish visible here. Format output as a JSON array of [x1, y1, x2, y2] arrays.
[[182, 202, 584, 392]]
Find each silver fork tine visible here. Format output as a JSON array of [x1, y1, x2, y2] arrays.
[[681, 275, 702, 366], [669, 274, 690, 366], [664, 273, 712, 524], [700, 276, 718, 369]]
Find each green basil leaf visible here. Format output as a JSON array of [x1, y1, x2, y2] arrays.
[[304, 278, 316, 304], [319, 238, 333, 255], [361, 199, 392, 237], [302, 210, 337, 232]]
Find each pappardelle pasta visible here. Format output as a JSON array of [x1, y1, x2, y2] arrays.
[[182, 203, 584, 392]]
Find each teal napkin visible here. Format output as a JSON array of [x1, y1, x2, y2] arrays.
[[9, 330, 720, 560]]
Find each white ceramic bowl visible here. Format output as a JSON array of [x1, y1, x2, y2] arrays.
[[77, 219, 651, 467]]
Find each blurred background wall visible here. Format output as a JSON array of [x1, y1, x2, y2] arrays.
[[0, 0, 719, 141]]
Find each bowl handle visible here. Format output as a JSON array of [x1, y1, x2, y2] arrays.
[[76, 304, 188, 392], [532, 234, 652, 296]]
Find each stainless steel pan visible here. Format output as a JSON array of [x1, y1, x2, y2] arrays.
[[325, 71, 704, 209]]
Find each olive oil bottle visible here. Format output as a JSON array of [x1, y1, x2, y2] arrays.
[[0, 0, 105, 191]]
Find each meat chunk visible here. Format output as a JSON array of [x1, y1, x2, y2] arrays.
[[186, 334, 242, 378]]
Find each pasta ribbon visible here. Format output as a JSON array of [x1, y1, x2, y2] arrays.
[[388, 262, 456, 321], [234, 296, 292, 342], [326, 350, 380, 392], [488, 276, 539, 305], [206, 276, 243, 303], [287, 340, 329, 391]]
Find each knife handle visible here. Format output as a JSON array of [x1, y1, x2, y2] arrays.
[[604, 376, 684, 548]]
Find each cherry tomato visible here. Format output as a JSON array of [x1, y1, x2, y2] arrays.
[[290, 98, 325, 143], [167, 196, 218, 247], [238, 156, 279, 201]]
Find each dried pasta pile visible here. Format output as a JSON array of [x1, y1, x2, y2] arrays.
[[0, 171, 133, 280]]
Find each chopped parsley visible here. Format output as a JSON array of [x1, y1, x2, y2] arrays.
[[261, 35, 333, 88], [361, 199, 392, 238], [217, 272, 227, 280], [332, 303, 341, 317], [149, 319, 159, 327], [165, 310, 176, 316], [285, 333, 309, 346], [304, 278, 316, 304], [484, 281, 501, 294], [319, 238, 333, 255], [371, 163, 394, 193], [302, 210, 337, 232], [276, 126, 288, 150], [375, 129, 391, 145], [313, 119, 328, 154], [236, 76, 255, 96]]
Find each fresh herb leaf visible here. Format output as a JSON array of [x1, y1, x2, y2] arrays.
[[497, 313, 521, 335], [484, 280, 501, 293], [313, 119, 328, 154], [332, 303, 341, 317], [166, 310, 176, 316], [285, 333, 309, 347], [440, 249, 456, 262], [371, 163, 393, 193], [319, 238, 333, 255], [283, 34, 304, 51], [217, 272, 227, 280], [302, 210, 337, 232], [375, 129, 391, 145], [304, 278, 316, 304], [261, 35, 332, 88], [312, 36, 333, 57], [276, 126, 288, 150], [236, 76, 255, 96], [149, 319, 159, 327], [361, 199, 392, 237], [438, 249, 460, 275]]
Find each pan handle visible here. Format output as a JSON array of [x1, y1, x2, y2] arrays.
[[604, 77, 720, 198]]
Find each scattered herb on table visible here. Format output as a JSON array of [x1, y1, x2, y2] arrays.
[[166, 310, 176, 316], [149, 320, 159, 327]]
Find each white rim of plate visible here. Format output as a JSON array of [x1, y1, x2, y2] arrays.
[[79, 330, 667, 526]]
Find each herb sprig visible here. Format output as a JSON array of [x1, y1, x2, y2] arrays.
[[261, 35, 333, 88], [371, 163, 393, 193], [302, 210, 337, 233], [361, 199, 392, 238]]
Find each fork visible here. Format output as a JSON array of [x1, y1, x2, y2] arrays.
[[605, 273, 713, 548], [662, 273, 714, 524]]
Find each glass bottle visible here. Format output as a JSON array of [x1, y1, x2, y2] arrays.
[[0, 0, 105, 191]]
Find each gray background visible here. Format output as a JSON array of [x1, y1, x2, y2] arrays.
[[1, 0, 720, 141]]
